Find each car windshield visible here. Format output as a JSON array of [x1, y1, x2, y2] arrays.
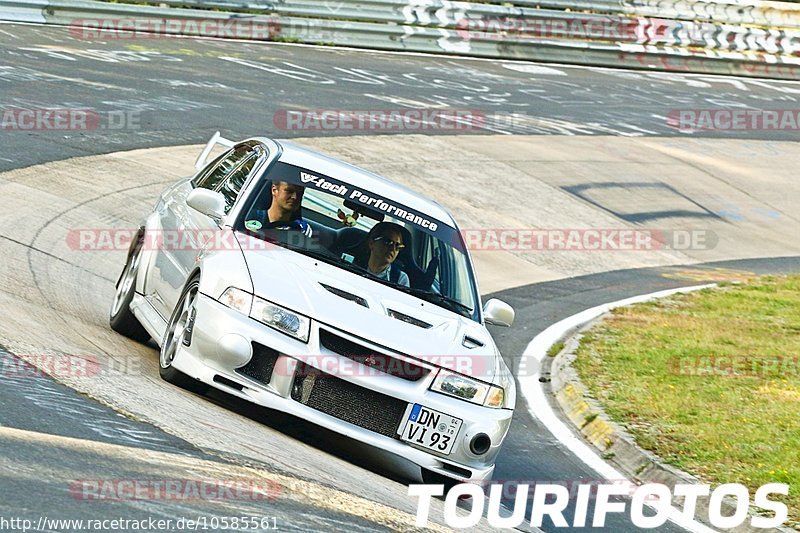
[[235, 161, 479, 320]]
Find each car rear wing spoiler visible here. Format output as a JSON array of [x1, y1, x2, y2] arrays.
[[195, 131, 235, 170]]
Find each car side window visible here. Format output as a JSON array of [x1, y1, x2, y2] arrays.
[[195, 145, 253, 191], [191, 151, 227, 188], [219, 148, 263, 214]]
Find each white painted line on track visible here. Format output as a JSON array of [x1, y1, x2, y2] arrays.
[[37, 31, 63, 43], [619, 123, 659, 135], [518, 284, 719, 533], [457, 117, 513, 135], [501, 64, 567, 76]]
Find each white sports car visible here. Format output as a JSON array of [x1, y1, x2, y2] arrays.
[[110, 132, 516, 483]]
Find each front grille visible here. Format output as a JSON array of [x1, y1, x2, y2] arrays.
[[291, 362, 408, 438], [319, 329, 427, 382], [235, 342, 279, 385]]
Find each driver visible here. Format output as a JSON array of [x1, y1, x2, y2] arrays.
[[264, 180, 312, 237], [365, 222, 409, 287]]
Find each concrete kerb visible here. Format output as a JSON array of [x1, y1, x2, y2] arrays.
[[541, 288, 795, 533], [519, 285, 718, 533]]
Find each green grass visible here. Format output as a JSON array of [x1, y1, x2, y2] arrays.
[[574, 275, 800, 527], [547, 340, 565, 357]]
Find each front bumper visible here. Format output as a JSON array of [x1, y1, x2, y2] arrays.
[[173, 293, 514, 482]]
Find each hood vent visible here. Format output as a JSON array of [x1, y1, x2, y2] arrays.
[[320, 283, 368, 308], [387, 309, 432, 329], [462, 335, 485, 349]]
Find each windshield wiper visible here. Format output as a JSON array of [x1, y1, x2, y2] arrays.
[[397, 286, 474, 317]]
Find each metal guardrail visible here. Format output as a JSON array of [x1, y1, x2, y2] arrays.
[[263, 0, 800, 55], [2, 0, 800, 79], [625, 0, 800, 28], [119, 0, 800, 28], [0, 0, 47, 22], [448, 0, 800, 29]]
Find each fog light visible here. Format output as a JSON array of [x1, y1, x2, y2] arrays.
[[470, 433, 491, 455], [215, 334, 252, 367]]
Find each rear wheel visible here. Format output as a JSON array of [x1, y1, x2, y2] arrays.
[[159, 277, 208, 394], [109, 235, 150, 343]]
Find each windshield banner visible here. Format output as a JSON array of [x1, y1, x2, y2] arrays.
[[267, 162, 465, 250]]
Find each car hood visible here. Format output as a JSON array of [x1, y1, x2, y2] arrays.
[[237, 234, 501, 383]]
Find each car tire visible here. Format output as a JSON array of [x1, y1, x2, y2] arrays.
[[159, 276, 209, 395], [109, 233, 150, 343]]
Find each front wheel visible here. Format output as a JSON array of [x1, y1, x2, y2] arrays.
[[159, 277, 208, 395], [109, 235, 150, 343]]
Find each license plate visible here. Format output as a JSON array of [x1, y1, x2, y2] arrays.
[[399, 404, 462, 455]]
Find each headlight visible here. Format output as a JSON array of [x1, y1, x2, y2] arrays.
[[431, 369, 505, 408], [251, 297, 310, 343], [220, 287, 253, 315]]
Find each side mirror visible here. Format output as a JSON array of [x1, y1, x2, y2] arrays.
[[483, 298, 515, 327], [187, 188, 226, 223]]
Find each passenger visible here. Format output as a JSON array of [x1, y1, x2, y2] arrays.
[[365, 222, 410, 287], [264, 180, 312, 237]]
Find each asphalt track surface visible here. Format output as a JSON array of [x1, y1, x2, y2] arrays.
[[0, 349, 397, 533], [2, 21, 799, 532], [4, 22, 800, 173]]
